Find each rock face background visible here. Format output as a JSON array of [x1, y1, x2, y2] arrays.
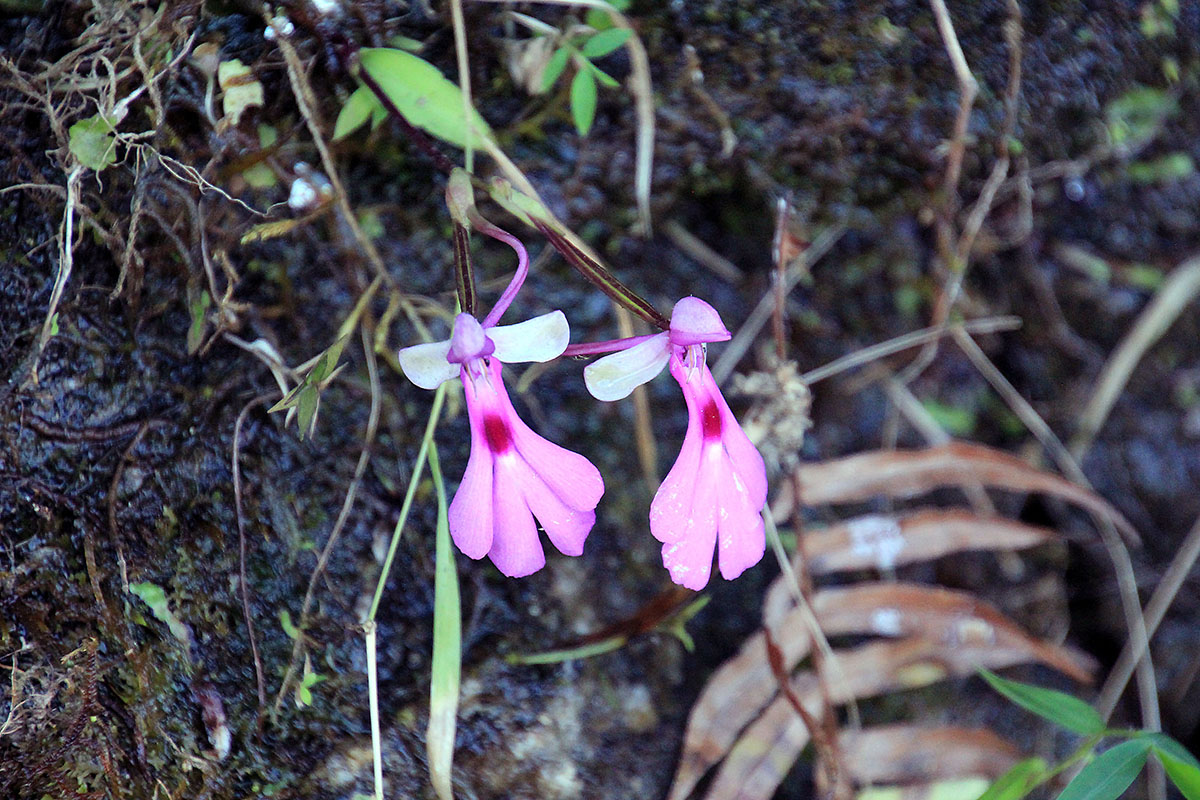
[[1, 1, 1198, 798]]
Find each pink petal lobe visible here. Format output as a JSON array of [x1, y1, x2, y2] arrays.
[[715, 449, 766, 581], [448, 442, 495, 559], [489, 453, 546, 577], [519, 466, 595, 556], [492, 364, 602, 512], [649, 421, 703, 544], [650, 350, 707, 543], [449, 366, 495, 558], [655, 444, 722, 589], [660, 476, 718, 591]]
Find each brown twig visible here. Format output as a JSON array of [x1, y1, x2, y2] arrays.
[[899, 0, 1022, 384], [1099, 512, 1200, 719], [768, 212, 853, 800], [949, 326, 1161, 757], [233, 395, 271, 714]]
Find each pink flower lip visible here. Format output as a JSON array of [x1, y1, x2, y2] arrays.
[[450, 359, 604, 577], [650, 346, 767, 590]]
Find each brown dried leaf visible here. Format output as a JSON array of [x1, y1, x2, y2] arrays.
[[795, 509, 1057, 576], [773, 443, 1139, 544], [837, 724, 1020, 785], [669, 620, 814, 800], [701, 633, 1085, 800], [667, 583, 1091, 800]]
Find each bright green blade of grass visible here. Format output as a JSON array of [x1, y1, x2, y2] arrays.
[[1056, 739, 1151, 800], [980, 669, 1105, 736]]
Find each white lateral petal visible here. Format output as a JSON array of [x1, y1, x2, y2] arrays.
[[583, 332, 671, 402], [397, 340, 459, 389], [488, 310, 569, 363]]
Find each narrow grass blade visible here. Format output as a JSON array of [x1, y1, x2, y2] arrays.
[[366, 622, 384, 800], [427, 442, 461, 800]]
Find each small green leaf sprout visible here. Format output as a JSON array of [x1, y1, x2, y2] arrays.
[[541, 25, 631, 136]]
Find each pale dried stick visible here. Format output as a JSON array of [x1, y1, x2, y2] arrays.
[[273, 22, 432, 345], [450, 0, 476, 173], [1071, 254, 1200, 460], [1099, 513, 1200, 719], [800, 316, 1022, 385], [711, 225, 845, 385], [930, 0, 978, 204], [883, 376, 998, 518], [663, 219, 743, 282], [901, 0, 1021, 383], [233, 395, 272, 713], [29, 166, 82, 384], [615, 304, 660, 492], [952, 328, 1160, 745], [767, 220, 854, 800]]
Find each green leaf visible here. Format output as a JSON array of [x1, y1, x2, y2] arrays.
[[333, 86, 383, 141], [974, 758, 1047, 800], [586, 0, 630, 27], [1128, 152, 1195, 184], [541, 45, 571, 92], [1056, 739, 1151, 800], [508, 636, 627, 666], [427, 443, 460, 800], [588, 63, 621, 88], [1146, 734, 1200, 800], [69, 114, 118, 171], [296, 385, 319, 439], [581, 28, 631, 58], [186, 290, 211, 355], [1105, 86, 1177, 148], [280, 609, 300, 640], [358, 48, 494, 150], [980, 669, 1105, 735], [922, 399, 977, 436], [570, 67, 598, 135], [130, 582, 191, 645]]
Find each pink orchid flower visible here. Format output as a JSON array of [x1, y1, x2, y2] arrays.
[[581, 297, 767, 590], [397, 238, 603, 578]]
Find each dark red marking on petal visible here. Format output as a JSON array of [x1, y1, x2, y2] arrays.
[[701, 398, 722, 440], [484, 413, 512, 453]]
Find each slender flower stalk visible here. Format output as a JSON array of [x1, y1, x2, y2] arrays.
[[583, 297, 768, 590]]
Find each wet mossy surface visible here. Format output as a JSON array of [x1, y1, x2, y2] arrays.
[[2, 1, 1199, 798]]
